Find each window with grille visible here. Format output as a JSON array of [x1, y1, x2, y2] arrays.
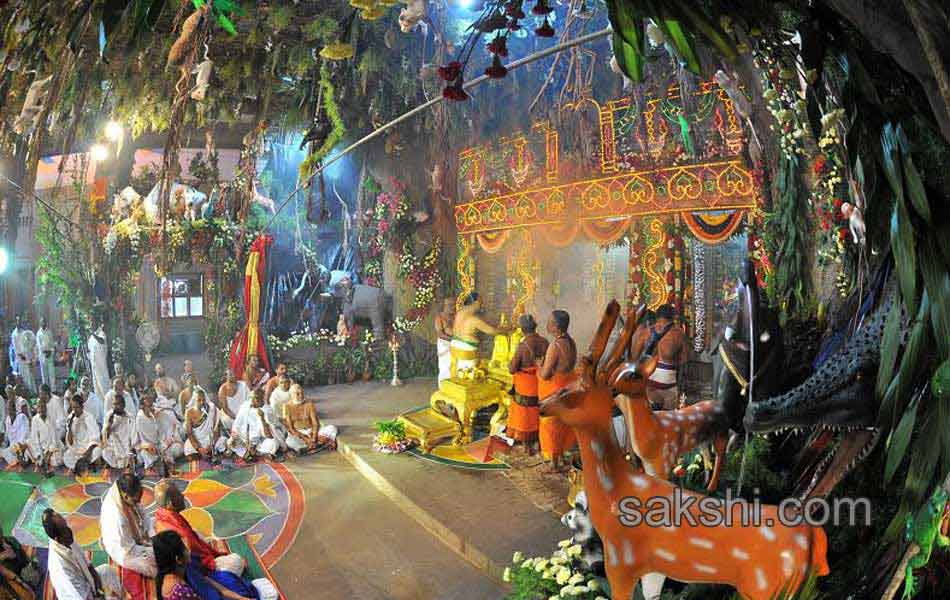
[[159, 274, 204, 319]]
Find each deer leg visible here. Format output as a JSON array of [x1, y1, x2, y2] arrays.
[[605, 564, 637, 600], [639, 573, 666, 600], [706, 432, 728, 492]]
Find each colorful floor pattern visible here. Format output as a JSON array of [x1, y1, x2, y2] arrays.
[[0, 461, 303, 570]]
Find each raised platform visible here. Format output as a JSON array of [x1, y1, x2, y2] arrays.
[[304, 379, 567, 581]]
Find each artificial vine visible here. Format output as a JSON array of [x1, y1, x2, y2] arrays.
[[299, 64, 346, 179]]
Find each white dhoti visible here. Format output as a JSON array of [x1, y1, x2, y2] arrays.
[[63, 411, 102, 470], [437, 338, 451, 382], [449, 338, 478, 376], [135, 411, 184, 469], [37, 328, 56, 389], [1, 413, 30, 465], [219, 382, 249, 431], [184, 404, 227, 457], [28, 415, 63, 468], [285, 424, 338, 452], [230, 404, 284, 458], [100, 412, 135, 469]]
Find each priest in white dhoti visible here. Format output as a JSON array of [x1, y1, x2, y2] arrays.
[[229, 388, 284, 460], [183, 388, 227, 459], [283, 384, 338, 453], [29, 398, 63, 473], [11, 316, 36, 395], [87, 324, 111, 408], [216, 370, 249, 431], [43, 509, 122, 600], [267, 375, 293, 431], [100, 474, 157, 600], [434, 299, 454, 382], [36, 317, 57, 389], [135, 390, 183, 474], [63, 395, 102, 473], [1, 396, 30, 466], [101, 394, 136, 470], [105, 376, 137, 420], [39, 383, 67, 440], [80, 376, 105, 425]]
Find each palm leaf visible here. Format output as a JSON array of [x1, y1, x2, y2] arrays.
[[920, 234, 950, 361], [890, 197, 917, 317], [876, 295, 903, 400], [668, 1, 737, 62], [606, 0, 646, 75], [611, 32, 644, 82], [884, 391, 919, 486], [878, 291, 931, 430], [883, 408, 941, 542], [895, 124, 932, 224]]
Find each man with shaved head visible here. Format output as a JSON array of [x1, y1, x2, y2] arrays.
[[153, 363, 180, 401]]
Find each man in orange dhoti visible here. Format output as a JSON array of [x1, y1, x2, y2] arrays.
[[538, 310, 578, 473], [507, 314, 548, 455]]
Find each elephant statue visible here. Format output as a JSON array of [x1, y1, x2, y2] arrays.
[[334, 279, 390, 340]]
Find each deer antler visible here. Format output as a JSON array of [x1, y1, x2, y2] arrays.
[[599, 304, 646, 384], [587, 301, 620, 380]]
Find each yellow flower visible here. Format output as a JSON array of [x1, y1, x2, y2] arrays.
[[568, 573, 584, 585], [502, 567, 510, 583], [557, 539, 572, 548], [534, 559, 548, 572], [566, 544, 582, 557], [512, 551, 523, 564], [320, 43, 355, 60], [542, 568, 553, 579], [360, 5, 387, 20], [555, 568, 571, 585], [588, 579, 601, 591], [521, 559, 533, 568], [349, 0, 375, 7]]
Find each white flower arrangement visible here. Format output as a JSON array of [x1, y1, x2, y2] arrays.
[[506, 542, 607, 599]]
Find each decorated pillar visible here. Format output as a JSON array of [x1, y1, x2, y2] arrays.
[[228, 234, 274, 377]]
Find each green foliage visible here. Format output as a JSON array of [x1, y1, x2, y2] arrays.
[[303, 17, 337, 42], [765, 154, 811, 319], [266, 5, 294, 32], [299, 64, 346, 178], [374, 419, 406, 439]]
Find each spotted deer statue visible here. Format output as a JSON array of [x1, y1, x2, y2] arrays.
[[600, 305, 729, 492], [540, 300, 830, 600]]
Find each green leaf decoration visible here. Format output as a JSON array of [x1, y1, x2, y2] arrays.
[[879, 291, 931, 430], [887, 410, 941, 542], [902, 151, 931, 225], [667, 1, 737, 63], [875, 294, 903, 401], [216, 12, 237, 36], [920, 235, 950, 361], [884, 393, 919, 486], [606, 1, 645, 81], [934, 360, 950, 402], [651, 12, 701, 75], [890, 196, 917, 317], [612, 33, 644, 82]]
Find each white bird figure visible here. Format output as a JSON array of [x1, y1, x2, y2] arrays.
[[13, 75, 52, 135]]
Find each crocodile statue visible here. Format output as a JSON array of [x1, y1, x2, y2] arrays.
[[744, 260, 896, 499]]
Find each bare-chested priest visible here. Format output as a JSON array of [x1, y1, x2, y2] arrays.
[[538, 309, 578, 473], [627, 303, 687, 410], [434, 299, 455, 382], [283, 384, 338, 454], [450, 292, 503, 376]]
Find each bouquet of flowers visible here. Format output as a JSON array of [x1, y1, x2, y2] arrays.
[[372, 419, 412, 454]]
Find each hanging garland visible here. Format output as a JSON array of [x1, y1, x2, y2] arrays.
[[692, 242, 706, 352]]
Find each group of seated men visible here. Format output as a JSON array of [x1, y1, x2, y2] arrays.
[[0, 357, 337, 476], [40, 472, 277, 600]]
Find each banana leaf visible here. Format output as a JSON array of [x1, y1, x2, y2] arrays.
[[883, 391, 919, 486], [878, 291, 931, 430], [642, 0, 700, 75], [881, 124, 904, 204], [875, 294, 903, 400], [606, 0, 645, 58], [902, 150, 931, 225], [890, 196, 917, 317], [920, 235, 950, 361]]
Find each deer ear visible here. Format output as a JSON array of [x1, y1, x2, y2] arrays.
[[588, 301, 620, 379], [600, 304, 643, 382], [610, 362, 648, 396]]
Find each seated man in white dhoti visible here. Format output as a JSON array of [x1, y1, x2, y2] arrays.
[[216, 370, 248, 431], [101, 394, 136, 470], [105, 376, 137, 421], [29, 397, 63, 475], [44, 508, 123, 600], [183, 388, 227, 460], [267, 375, 293, 431], [434, 299, 454, 382], [135, 390, 184, 476], [283, 384, 337, 454], [80, 376, 105, 425], [153, 363, 180, 402], [64, 395, 102, 474], [39, 383, 67, 440], [1, 396, 30, 467], [229, 388, 284, 461], [100, 474, 157, 600]]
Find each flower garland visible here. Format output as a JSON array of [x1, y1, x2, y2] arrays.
[[504, 543, 607, 599], [299, 64, 346, 179]]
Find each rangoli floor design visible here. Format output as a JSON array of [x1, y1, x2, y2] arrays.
[[1, 461, 303, 568]]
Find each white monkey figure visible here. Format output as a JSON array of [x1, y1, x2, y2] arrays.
[[14, 75, 52, 135], [191, 59, 213, 102]]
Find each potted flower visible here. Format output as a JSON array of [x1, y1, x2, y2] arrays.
[[329, 350, 348, 385], [372, 419, 412, 454]]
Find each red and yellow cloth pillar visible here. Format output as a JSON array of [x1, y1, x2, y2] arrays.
[[229, 234, 274, 377]]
